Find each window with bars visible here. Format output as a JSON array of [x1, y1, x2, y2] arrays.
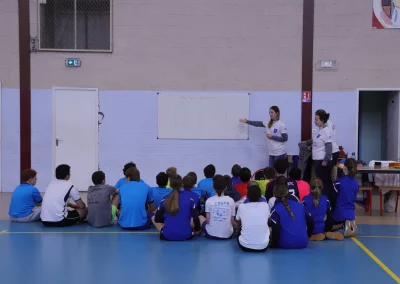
[[39, 0, 112, 52]]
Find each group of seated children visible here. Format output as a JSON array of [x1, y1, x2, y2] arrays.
[[8, 158, 359, 251]]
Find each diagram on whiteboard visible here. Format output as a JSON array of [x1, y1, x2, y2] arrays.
[[158, 93, 249, 140]]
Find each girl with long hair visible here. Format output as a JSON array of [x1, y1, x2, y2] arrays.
[[152, 175, 202, 241], [303, 178, 344, 241], [269, 177, 314, 249]]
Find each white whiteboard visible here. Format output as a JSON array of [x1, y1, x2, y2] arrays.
[[157, 93, 249, 139]]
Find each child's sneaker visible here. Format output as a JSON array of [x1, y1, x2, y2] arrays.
[[326, 231, 344, 241], [344, 220, 358, 237], [309, 233, 325, 241]]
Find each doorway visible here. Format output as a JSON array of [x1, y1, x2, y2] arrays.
[[53, 88, 99, 192], [357, 90, 400, 163]]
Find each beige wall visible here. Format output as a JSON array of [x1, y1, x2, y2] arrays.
[[0, 0, 19, 88], [27, 0, 303, 91], [314, 0, 400, 91]]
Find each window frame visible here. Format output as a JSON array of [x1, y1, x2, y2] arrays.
[[37, 0, 113, 53]]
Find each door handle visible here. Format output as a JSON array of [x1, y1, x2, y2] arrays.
[[56, 137, 61, 146]]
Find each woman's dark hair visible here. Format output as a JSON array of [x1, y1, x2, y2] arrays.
[[247, 185, 261, 202], [125, 167, 140, 182], [156, 172, 168, 187], [187, 172, 197, 184], [274, 176, 295, 220], [165, 175, 182, 216], [263, 167, 276, 179], [231, 164, 241, 177], [56, 164, 70, 180], [213, 175, 226, 196], [123, 162, 136, 174], [315, 109, 330, 124], [21, 169, 37, 183], [345, 158, 358, 178], [183, 175, 196, 190], [204, 164, 216, 178], [267, 106, 280, 128], [239, 167, 251, 182], [92, 171, 105, 185], [309, 178, 322, 207]]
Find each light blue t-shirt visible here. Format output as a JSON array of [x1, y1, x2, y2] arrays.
[[198, 178, 216, 198], [151, 187, 172, 208], [8, 184, 42, 218], [119, 181, 154, 228], [115, 177, 146, 189]]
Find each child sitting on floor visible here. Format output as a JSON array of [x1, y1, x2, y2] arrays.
[[115, 162, 147, 189], [255, 167, 275, 196], [198, 164, 217, 198], [269, 177, 314, 249], [289, 168, 310, 202], [152, 175, 201, 241], [231, 164, 242, 188], [303, 178, 344, 241], [235, 167, 251, 197], [201, 175, 236, 240], [236, 184, 270, 252], [223, 175, 241, 202], [166, 167, 177, 188], [151, 172, 172, 208], [183, 175, 200, 211], [332, 158, 359, 237], [87, 171, 119, 228]]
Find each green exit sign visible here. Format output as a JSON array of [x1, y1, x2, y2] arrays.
[[65, 58, 81, 67]]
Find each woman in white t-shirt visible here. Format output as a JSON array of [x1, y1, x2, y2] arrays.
[[240, 106, 288, 167], [304, 110, 335, 204], [201, 175, 236, 240], [236, 184, 270, 252]]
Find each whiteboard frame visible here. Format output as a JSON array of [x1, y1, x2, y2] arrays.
[[157, 92, 250, 140]]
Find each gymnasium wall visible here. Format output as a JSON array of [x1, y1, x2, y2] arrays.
[[0, 0, 398, 191]]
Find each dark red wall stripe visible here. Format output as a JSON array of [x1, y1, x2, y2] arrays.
[[301, 0, 314, 141], [18, 0, 31, 174]]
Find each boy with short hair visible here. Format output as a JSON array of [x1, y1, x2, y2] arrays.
[[289, 168, 310, 202], [151, 172, 172, 208], [231, 164, 242, 188], [234, 167, 251, 197], [115, 162, 147, 189], [198, 164, 217, 198], [87, 171, 119, 228], [254, 167, 275, 196], [9, 169, 42, 222], [223, 175, 241, 202]]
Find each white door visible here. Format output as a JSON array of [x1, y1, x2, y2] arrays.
[[387, 91, 400, 161], [53, 88, 98, 192]]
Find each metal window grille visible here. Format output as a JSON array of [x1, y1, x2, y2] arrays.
[[39, 0, 112, 52]]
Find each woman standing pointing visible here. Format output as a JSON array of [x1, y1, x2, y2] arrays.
[[240, 106, 288, 167]]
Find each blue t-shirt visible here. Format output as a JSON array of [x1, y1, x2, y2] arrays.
[[118, 181, 154, 228], [184, 189, 200, 208], [157, 191, 198, 241], [243, 196, 266, 203], [151, 187, 172, 208], [198, 178, 216, 198], [303, 194, 330, 234], [332, 176, 359, 222], [191, 186, 206, 198], [115, 177, 146, 189], [9, 184, 42, 218], [270, 199, 309, 249]]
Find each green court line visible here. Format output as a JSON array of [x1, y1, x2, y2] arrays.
[[352, 237, 400, 283]]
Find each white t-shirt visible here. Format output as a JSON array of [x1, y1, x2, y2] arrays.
[[312, 126, 333, 161], [205, 195, 236, 238], [326, 120, 339, 153], [263, 120, 287, 156], [40, 180, 81, 222], [236, 202, 270, 250], [268, 197, 276, 212]]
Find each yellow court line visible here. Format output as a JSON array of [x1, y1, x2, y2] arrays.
[[357, 235, 400, 239], [0, 230, 6, 234], [352, 237, 400, 284], [3, 231, 159, 235]]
